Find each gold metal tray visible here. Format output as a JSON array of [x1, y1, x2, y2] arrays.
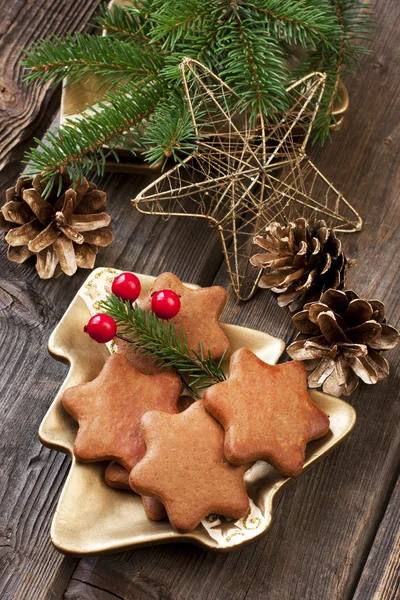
[[39, 268, 356, 554]]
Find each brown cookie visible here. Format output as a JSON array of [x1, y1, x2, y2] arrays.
[[62, 354, 182, 470], [202, 348, 330, 477], [142, 496, 167, 521], [104, 394, 194, 489], [104, 462, 167, 521], [139, 272, 230, 360], [113, 337, 168, 375], [104, 394, 195, 522], [129, 401, 250, 533], [177, 394, 195, 412], [104, 462, 131, 490]]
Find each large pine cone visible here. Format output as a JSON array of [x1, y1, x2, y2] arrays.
[[251, 218, 355, 312], [287, 289, 400, 397], [0, 173, 114, 279]]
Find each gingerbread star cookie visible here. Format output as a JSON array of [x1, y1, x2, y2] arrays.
[[139, 272, 230, 360], [62, 354, 182, 470], [129, 401, 250, 533], [104, 394, 195, 522], [104, 462, 167, 521], [114, 337, 168, 375], [202, 348, 330, 477], [104, 461, 131, 490], [104, 395, 194, 489]]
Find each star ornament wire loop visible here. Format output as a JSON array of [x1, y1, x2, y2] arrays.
[[132, 58, 362, 301]]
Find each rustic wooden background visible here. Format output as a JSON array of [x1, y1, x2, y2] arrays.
[[0, 1, 399, 599]]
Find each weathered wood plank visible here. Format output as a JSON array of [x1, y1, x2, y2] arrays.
[[0, 0, 101, 167], [65, 578, 123, 600], [61, 1, 400, 600], [353, 475, 400, 600]]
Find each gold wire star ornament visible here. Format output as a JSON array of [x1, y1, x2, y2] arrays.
[[132, 58, 361, 301]]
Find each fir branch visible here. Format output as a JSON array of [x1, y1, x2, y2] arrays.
[[19, 0, 372, 185], [95, 2, 155, 44], [151, 0, 211, 50], [23, 33, 164, 89], [309, 0, 373, 143], [142, 92, 198, 165], [23, 81, 165, 194], [214, 0, 289, 120], [288, 0, 372, 143], [251, 0, 341, 50], [98, 294, 227, 398]]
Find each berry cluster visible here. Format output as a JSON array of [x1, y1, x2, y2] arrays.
[[84, 273, 181, 343]]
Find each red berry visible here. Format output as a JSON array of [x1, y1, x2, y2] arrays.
[[151, 289, 181, 320], [84, 314, 117, 343], [111, 272, 141, 303]]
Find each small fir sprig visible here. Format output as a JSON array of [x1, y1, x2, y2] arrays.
[[98, 294, 227, 398], [23, 81, 164, 192]]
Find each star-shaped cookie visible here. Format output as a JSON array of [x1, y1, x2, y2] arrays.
[[129, 401, 250, 533], [139, 272, 230, 360], [62, 354, 182, 470], [202, 349, 330, 477], [104, 462, 167, 521]]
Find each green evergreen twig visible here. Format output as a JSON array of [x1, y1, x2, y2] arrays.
[[95, 2, 158, 44], [98, 294, 227, 399], [23, 81, 164, 193], [23, 33, 164, 88]]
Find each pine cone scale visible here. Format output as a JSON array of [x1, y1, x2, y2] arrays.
[[317, 311, 347, 344], [8, 245, 33, 264], [5, 219, 42, 246], [75, 243, 97, 269], [340, 343, 368, 358], [369, 324, 400, 350], [367, 349, 389, 378], [344, 299, 373, 325], [292, 310, 320, 335], [320, 289, 348, 313], [82, 227, 114, 246], [308, 357, 335, 388], [53, 235, 77, 276], [28, 222, 59, 253], [348, 356, 378, 384], [69, 212, 111, 231], [22, 189, 54, 224], [346, 321, 381, 345], [59, 224, 85, 244], [36, 246, 58, 279], [2, 201, 34, 224]]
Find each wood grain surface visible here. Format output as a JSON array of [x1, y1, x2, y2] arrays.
[[353, 475, 400, 600], [0, 1, 399, 599]]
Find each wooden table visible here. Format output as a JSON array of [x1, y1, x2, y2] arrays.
[[0, 1, 399, 599]]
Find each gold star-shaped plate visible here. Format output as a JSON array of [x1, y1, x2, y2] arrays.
[[39, 268, 356, 554]]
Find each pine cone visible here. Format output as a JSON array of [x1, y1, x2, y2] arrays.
[[287, 289, 400, 397], [251, 218, 355, 312], [1, 173, 114, 279]]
